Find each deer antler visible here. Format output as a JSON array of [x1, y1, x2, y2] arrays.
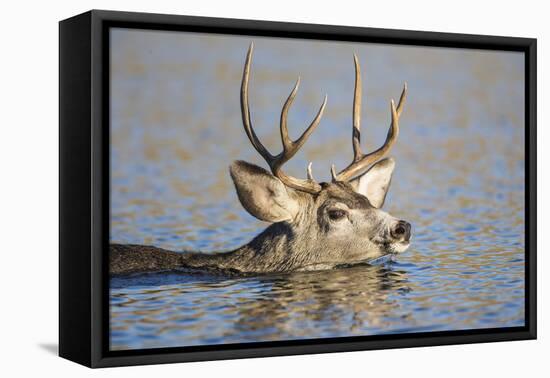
[[335, 55, 407, 182], [241, 43, 326, 194]]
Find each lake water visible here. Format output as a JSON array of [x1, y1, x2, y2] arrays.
[[109, 29, 525, 350]]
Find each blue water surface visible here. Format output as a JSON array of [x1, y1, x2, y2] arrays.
[[109, 29, 525, 350]]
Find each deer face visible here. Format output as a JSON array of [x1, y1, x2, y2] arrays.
[[231, 43, 411, 269], [230, 158, 411, 267], [314, 160, 411, 260]]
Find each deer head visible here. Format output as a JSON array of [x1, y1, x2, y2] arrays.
[[230, 44, 411, 270]]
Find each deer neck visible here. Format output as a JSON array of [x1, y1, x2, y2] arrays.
[[181, 220, 314, 273]]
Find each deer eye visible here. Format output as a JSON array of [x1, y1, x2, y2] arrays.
[[327, 209, 347, 221]]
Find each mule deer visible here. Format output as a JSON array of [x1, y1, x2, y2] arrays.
[[110, 43, 411, 275]]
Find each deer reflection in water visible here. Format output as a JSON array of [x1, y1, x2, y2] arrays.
[[110, 264, 411, 348], [230, 265, 410, 337]]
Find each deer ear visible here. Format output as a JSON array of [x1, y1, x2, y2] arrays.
[[229, 160, 300, 222], [350, 158, 395, 209]]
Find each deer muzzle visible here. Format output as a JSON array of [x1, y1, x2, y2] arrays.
[[390, 220, 412, 242]]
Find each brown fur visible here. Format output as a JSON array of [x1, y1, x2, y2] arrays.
[[110, 160, 410, 276]]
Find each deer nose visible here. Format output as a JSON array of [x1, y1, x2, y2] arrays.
[[391, 220, 411, 242]]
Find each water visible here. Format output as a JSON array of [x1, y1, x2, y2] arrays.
[[109, 29, 525, 350]]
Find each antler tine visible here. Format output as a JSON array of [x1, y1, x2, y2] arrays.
[[280, 77, 301, 152], [240, 43, 324, 194], [335, 54, 407, 182], [241, 43, 274, 163], [280, 82, 327, 160], [352, 53, 362, 163], [307, 162, 314, 180], [331, 164, 337, 182], [396, 82, 407, 117]]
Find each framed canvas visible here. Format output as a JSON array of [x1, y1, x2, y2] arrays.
[[59, 10, 537, 368]]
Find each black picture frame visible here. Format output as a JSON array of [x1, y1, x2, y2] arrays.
[[59, 9, 537, 368]]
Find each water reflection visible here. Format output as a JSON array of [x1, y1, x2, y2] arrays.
[[231, 266, 410, 338], [111, 264, 411, 349]]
